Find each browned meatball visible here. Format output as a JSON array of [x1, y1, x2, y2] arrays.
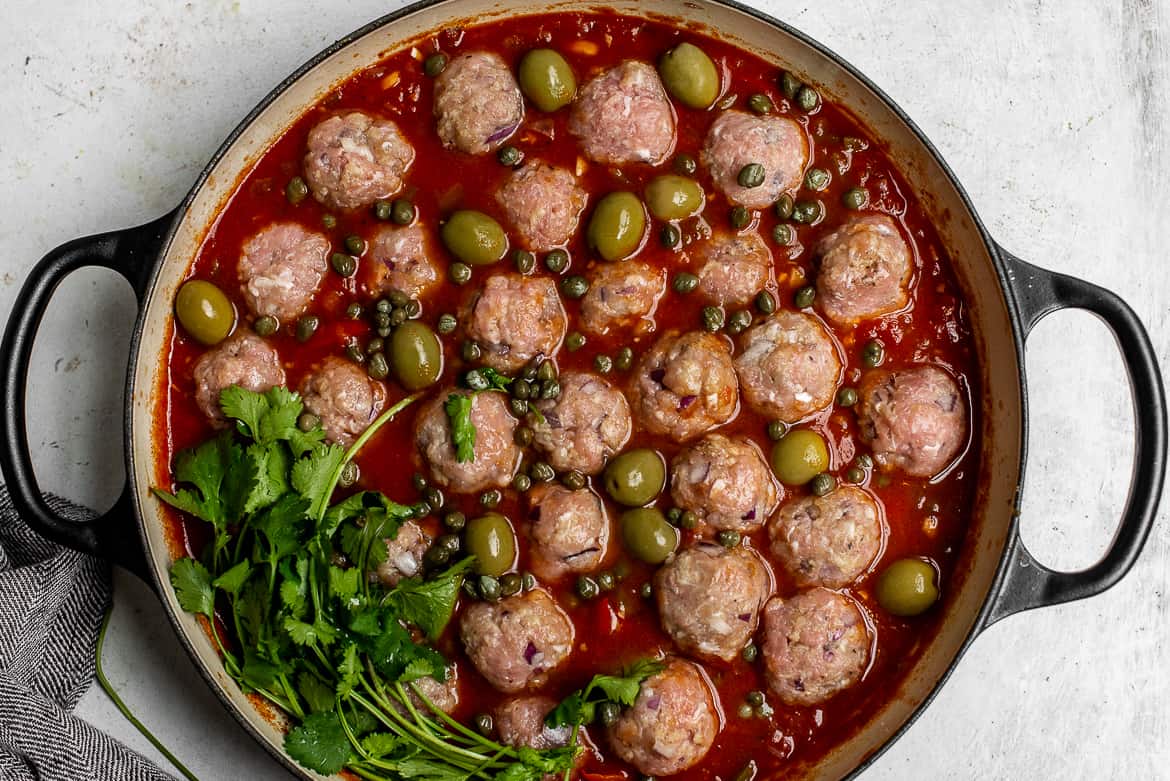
[[303, 112, 415, 211], [530, 372, 631, 475], [434, 52, 524, 154], [494, 696, 573, 750], [606, 658, 718, 776], [734, 311, 842, 423], [655, 543, 772, 661], [496, 162, 588, 251], [367, 224, 441, 300], [465, 274, 567, 371], [569, 61, 676, 165], [768, 487, 883, 588], [670, 434, 779, 532], [856, 365, 966, 477], [415, 389, 521, 493], [815, 214, 913, 325], [459, 589, 574, 693], [526, 483, 610, 579], [701, 111, 808, 209], [762, 589, 870, 706], [579, 261, 666, 336], [374, 520, 430, 587], [299, 357, 385, 446], [192, 331, 285, 426], [237, 223, 330, 323], [691, 231, 773, 307], [629, 331, 738, 442]]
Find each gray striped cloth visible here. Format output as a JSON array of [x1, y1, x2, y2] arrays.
[[0, 487, 171, 780]]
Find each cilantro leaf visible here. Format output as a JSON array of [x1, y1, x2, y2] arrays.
[[298, 672, 336, 714], [244, 442, 290, 515], [292, 443, 348, 521], [240, 647, 279, 691], [335, 643, 361, 697], [219, 386, 270, 442], [544, 691, 589, 731], [385, 558, 472, 641], [329, 566, 361, 602], [283, 710, 351, 775], [253, 494, 309, 568], [545, 659, 664, 729], [213, 560, 252, 597], [170, 558, 214, 617], [152, 434, 233, 529], [361, 732, 406, 758], [443, 394, 476, 463], [467, 367, 512, 392]]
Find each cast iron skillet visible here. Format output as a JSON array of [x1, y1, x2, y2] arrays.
[[1, 0, 1165, 777]]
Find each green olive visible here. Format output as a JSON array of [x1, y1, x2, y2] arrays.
[[518, 48, 577, 112], [658, 42, 720, 109], [441, 210, 508, 266], [644, 175, 705, 221], [876, 558, 940, 617], [603, 448, 666, 507], [465, 513, 517, 577], [620, 508, 680, 565], [175, 280, 235, 346], [770, 429, 830, 485], [587, 192, 646, 261], [389, 321, 443, 390]]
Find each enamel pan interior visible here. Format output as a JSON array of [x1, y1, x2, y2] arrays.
[[126, 1, 1023, 777]]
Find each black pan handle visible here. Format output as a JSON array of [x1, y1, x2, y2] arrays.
[[0, 211, 176, 583], [982, 247, 1167, 628]]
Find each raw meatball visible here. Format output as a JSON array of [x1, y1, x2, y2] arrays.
[[434, 51, 524, 154], [762, 589, 870, 706], [670, 434, 779, 532], [459, 589, 574, 693], [237, 223, 330, 322], [579, 261, 666, 335], [856, 365, 966, 477], [367, 224, 441, 300], [569, 61, 676, 165], [465, 274, 567, 371], [303, 112, 415, 211], [496, 162, 588, 251], [374, 520, 430, 587], [606, 659, 718, 776], [192, 331, 285, 426], [494, 696, 573, 750], [526, 483, 610, 579], [815, 214, 913, 325], [530, 372, 631, 475], [701, 110, 808, 209], [629, 331, 739, 442], [299, 357, 385, 446], [415, 389, 521, 493], [768, 487, 883, 588], [654, 543, 772, 661], [692, 231, 773, 306], [404, 668, 460, 715], [734, 311, 842, 423]]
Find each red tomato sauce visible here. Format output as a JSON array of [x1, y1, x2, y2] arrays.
[[156, 10, 980, 780]]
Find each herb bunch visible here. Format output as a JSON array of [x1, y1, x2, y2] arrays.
[[154, 386, 575, 780]]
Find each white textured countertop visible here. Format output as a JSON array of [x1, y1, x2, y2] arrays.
[[1, 0, 1167, 778]]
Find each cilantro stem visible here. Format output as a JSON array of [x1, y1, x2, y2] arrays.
[[318, 391, 424, 522], [95, 607, 201, 781]]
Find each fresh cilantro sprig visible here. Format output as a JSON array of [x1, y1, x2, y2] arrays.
[[154, 385, 574, 781], [443, 393, 477, 464], [546, 659, 664, 729]]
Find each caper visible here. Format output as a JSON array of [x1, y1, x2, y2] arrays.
[[594, 354, 614, 374], [588, 192, 646, 261], [741, 643, 759, 663], [521, 572, 537, 591], [856, 453, 874, 469], [717, 530, 742, 548], [845, 466, 866, 484], [658, 42, 720, 109], [497, 145, 523, 167], [377, 298, 395, 313], [804, 168, 830, 192], [499, 572, 523, 596], [386, 199, 413, 226], [780, 71, 801, 100], [443, 511, 466, 532], [666, 507, 682, 524], [514, 249, 536, 275], [512, 379, 532, 400], [566, 332, 586, 352], [620, 508, 680, 565], [598, 701, 621, 727], [514, 426, 534, 447], [561, 275, 590, 299], [512, 473, 532, 492], [442, 211, 508, 266], [615, 347, 634, 371], [842, 187, 869, 210], [738, 163, 766, 189], [837, 387, 858, 407], [518, 48, 577, 112], [576, 575, 600, 600], [295, 315, 319, 343], [329, 252, 355, 278], [450, 262, 473, 285], [701, 306, 724, 332], [774, 193, 794, 220], [678, 510, 698, 530], [536, 361, 557, 382], [737, 703, 754, 719], [673, 272, 699, 295], [770, 429, 830, 485], [423, 52, 448, 77], [373, 200, 393, 221], [425, 487, 446, 513], [726, 309, 753, 335], [660, 224, 681, 249], [730, 205, 750, 229], [366, 337, 385, 355], [345, 302, 364, 320], [639, 582, 653, 599], [794, 285, 815, 309], [321, 214, 337, 229], [338, 461, 359, 488], [174, 279, 236, 346], [509, 398, 529, 417], [539, 379, 561, 399], [862, 339, 885, 367], [604, 449, 666, 507], [437, 313, 457, 334], [477, 575, 501, 601], [530, 461, 556, 483], [480, 489, 502, 509], [673, 153, 698, 176], [561, 470, 586, 491], [388, 308, 407, 327], [597, 571, 616, 591], [810, 472, 835, 496], [766, 420, 788, 441], [772, 224, 792, 245], [465, 513, 516, 577], [341, 235, 365, 256], [366, 352, 390, 381], [876, 558, 940, 616], [796, 84, 820, 111], [755, 290, 776, 314], [748, 93, 774, 114], [544, 249, 569, 273], [423, 545, 451, 569], [412, 472, 429, 492], [792, 199, 822, 224], [645, 175, 704, 221]]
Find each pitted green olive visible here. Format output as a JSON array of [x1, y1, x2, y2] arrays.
[[769, 429, 830, 485], [876, 558, 940, 616], [658, 42, 720, 109], [645, 175, 704, 221], [175, 279, 235, 346], [587, 192, 646, 261], [441, 211, 508, 266], [518, 49, 577, 112], [603, 448, 666, 507], [620, 508, 679, 564], [389, 321, 443, 390], [465, 513, 517, 577]]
